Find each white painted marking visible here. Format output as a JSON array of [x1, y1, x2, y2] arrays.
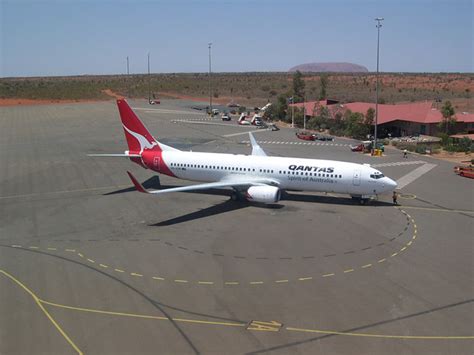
[[372, 160, 425, 168], [396, 163, 437, 189], [224, 129, 271, 138]]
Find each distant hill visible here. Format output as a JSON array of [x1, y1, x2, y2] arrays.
[[289, 62, 369, 73]]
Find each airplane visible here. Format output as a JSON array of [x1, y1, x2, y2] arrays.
[[258, 103, 272, 112], [238, 113, 251, 125], [89, 99, 397, 204]]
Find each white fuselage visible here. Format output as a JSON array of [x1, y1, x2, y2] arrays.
[[159, 151, 396, 197]]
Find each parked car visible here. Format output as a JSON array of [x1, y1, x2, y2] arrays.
[[350, 144, 364, 152], [314, 134, 334, 141], [221, 114, 231, 121], [296, 131, 315, 141], [269, 123, 280, 131]]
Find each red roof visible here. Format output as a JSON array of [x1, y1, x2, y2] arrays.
[[291, 100, 474, 124], [292, 100, 327, 114], [450, 133, 474, 140]]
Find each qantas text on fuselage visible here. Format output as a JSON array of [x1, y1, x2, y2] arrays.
[[89, 100, 397, 204]]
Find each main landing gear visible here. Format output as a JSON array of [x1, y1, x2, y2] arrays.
[[351, 196, 370, 205], [230, 190, 245, 202]]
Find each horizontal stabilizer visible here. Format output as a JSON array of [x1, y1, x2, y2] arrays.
[[127, 171, 148, 193], [88, 153, 142, 158]]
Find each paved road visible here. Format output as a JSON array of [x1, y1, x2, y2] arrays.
[[1, 100, 473, 354]]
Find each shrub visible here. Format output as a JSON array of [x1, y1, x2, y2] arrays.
[[415, 145, 427, 154]]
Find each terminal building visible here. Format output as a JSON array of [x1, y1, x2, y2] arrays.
[[291, 100, 474, 137]]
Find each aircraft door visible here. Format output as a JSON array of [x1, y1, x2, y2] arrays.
[[352, 170, 361, 186]]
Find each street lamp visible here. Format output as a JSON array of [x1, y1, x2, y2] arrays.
[[374, 17, 384, 154], [208, 42, 212, 115]]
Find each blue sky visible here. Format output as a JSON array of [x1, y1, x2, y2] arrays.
[[1, 0, 472, 77]]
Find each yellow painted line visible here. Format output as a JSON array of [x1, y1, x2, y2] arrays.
[[11, 245, 22, 248], [197, 281, 214, 285], [298, 277, 312, 281], [413, 223, 417, 229], [378, 258, 386, 263], [29, 246, 39, 249], [250, 281, 264, 285], [343, 269, 354, 273], [286, 326, 474, 340], [361, 264, 372, 269], [65, 249, 76, 252], [174, 279, 188, 283], [42, 300, 169, 320], [413, 234, 417, 240], [44, 298, 247, 330], [99, 264, 108, 268], [400, 246, 407, 252], [224, 282, 239, 285], [411, 219, 415, 223], [322, 273, 335, 277], [131, 273, 143, 277], [400, 206, 474, 214], [87, 259, 95, 263], [77, 253, 84, 258], [172, 317, 247, 327], [114, 268, 125, 273], [407, 241, 413, 246], [275, 279, 289, 283], [152, 276, 164, 280], [391, 252, 398, 257], [0, 270, 83, 354], [47, 247, 57, 251]]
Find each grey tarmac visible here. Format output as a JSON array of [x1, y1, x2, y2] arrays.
[[0, 100, 472, 354]]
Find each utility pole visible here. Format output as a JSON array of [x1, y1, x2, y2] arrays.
[[126, 56, 130, 98], [374, 17, 384, 154], [208, 42, 212, 115], [147, 52, 151, 103], [291, 97, 294, 128], [303, 97, 306, 130]]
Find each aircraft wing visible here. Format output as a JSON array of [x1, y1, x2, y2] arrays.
[[127, 171, 278, 195], [249, 132, 267, 157]]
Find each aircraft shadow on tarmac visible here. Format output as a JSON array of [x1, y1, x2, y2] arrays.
[[105, 176, 394, 207], [104, 176, 393, 226]]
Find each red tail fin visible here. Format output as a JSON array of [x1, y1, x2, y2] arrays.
[[117, 99, 159, 153]]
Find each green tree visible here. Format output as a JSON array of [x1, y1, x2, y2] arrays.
[[269, 94, 288, 121], [345, 111, 369, 139], [319, 74, 328, 100], [308, 106, 331, 130], [292, 70, 305, 103], [440, 100, 456, 134], [365, 107, 375, 126]]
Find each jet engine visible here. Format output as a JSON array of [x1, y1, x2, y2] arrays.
[[246, 186, 281, 203]]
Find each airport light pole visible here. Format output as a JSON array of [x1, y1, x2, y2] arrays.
[[208, 42, 213, 115], [147, 52, 151, 103], [303, 97, 306, 130], [291, 97, 294, 128], [126, 56, 130, 98], [374, 17, 384, 153]]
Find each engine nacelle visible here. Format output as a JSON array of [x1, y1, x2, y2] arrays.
[[246, 186, 281, 203]]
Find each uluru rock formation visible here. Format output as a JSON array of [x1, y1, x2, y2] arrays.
[[289, 62, 368, 73]]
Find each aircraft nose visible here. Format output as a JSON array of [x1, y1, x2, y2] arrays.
[[386, 177, 397, 190]]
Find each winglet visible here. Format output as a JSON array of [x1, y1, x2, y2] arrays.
[[249, 132, 267, 156], [126, 171, 148, 193]]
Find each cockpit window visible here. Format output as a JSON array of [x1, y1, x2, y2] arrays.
[[370, 172, 385, 179]]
